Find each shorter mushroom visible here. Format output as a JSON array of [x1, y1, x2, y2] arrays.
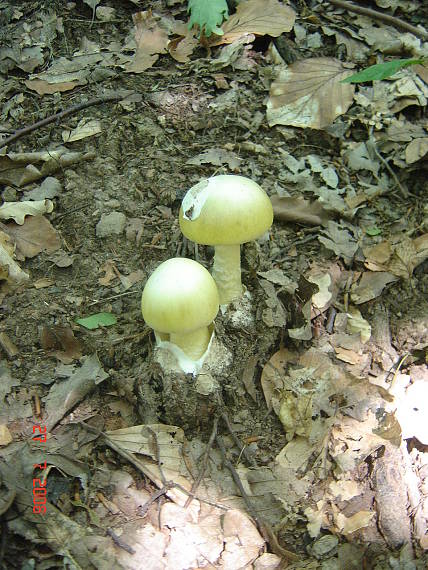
[[179, 175, 273, 305], [141, 258, 219, 371]]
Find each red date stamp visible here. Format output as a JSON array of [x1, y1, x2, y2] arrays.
[[32, 425, 47, 515]]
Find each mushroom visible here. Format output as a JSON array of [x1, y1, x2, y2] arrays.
[[141, 258, 219, 368], [179, 175, 273, 305]]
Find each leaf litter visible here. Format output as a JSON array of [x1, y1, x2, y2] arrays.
[[0, 0, 427, 568]]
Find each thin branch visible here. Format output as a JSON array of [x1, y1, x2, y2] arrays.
[[0, 94, 127, 150], [184, 417, 219, 509], [216, 435, 299, 562], [327, 0, 428, 40], [221, 411, 256, 467]]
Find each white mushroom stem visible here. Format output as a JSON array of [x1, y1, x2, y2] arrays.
[[169, 327, 211, 360], [212, 244, 243, 305]]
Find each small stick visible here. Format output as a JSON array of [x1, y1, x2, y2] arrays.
[[184, 417, 219, 509], [221, 411, 256, 467], [327, 0, 428, 40], [0, 94, 126, 150], [106, 528, 136, 555], [216, 435, 299, 562], [79, 422, 228, 512], [138, 483, 174, 517]]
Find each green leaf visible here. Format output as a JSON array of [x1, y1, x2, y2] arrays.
[[76, 312, 117, 330], [365, 227, 382, 236], [187, 0, 229, 37], [341, 58, 425, 84]]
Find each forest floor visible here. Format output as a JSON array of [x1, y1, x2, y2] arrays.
[[0, 1, 427, 569]]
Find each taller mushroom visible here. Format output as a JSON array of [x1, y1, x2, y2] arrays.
[[179, 175, 273, 305]]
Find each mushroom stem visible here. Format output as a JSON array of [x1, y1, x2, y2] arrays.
[[212, 244, 242, 305], [170, 327, 211, 360]]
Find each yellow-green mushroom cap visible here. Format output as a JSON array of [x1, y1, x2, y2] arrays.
[[179, 175, 273, 245], [141, 258, 219, 334]]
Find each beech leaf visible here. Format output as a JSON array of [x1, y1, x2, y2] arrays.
[[267, 58, 355, 129]]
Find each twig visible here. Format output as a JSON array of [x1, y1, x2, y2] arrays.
[[79, 422, 228, 512], [138, 483, 173, 517], [0, 94, 126, 150], [184, 417, 219, 509], [216, 435, 299, 562], [220, 410, 256, 467], [326, 0, 428, 40], [106, 528, 136, 555], [367, 133, 409, 198]]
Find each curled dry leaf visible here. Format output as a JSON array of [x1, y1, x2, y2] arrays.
[[0, 200, 53, 225], [271, 195, 331, 226], [0, 231, 29, 285], [364, 233, 428, 279], [40, 325, 83, 364], [6, 215, 61, 259], [210, 0, 295, 46], [267, 58, 355, 129], [125, 11, 169, 73]]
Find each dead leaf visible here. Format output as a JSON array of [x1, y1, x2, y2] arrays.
[[405, 137, 428, 164], [44, 354, 108, 431], [168, 31, 199, 63], [318, 221, 359, 264], [6, 215, 60, 259], [364, 234, 428, 279], [40, 326, 83, 364], [0, 149, 95, 186], [242, 356, 258, 402], [186, 148, 241, 170], [350, 271, 398, 304], [0, 425, 12, 446], [336, 510, 376, 535], [25, 79, 79, 95], [346, 308, 371, 343], [261, 348, 297, 411], [211, 0, 295, 46], [0, 232, 29, 285], [0, 200, 53, 225], [125, 11, 169, 73], [271, 195, 331, 226], [98, 260, 118, 286], [62, 119, 102, 142], [267, 58, 355, 129]]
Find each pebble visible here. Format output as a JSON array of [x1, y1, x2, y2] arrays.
[[96, 211, 126, 237]]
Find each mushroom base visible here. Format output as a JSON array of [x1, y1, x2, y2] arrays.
[[170, 327, 211, 361], [212, 244, 243, 305]]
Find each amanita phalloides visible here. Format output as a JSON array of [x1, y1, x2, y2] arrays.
[[141, 257, 219, 372], [179, 175, 273, 305]]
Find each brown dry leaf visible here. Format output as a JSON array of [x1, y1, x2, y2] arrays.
[[0, 232, 29, 285], [211, 0, 295, 46], [261, 348, 297, 411], [364, 234, 428, 279], [271, 195, 331, 226], [405, 137, 428, 164], [98, 260, 118, 286], [350, 271, 398, 304], [0, 200, 53, 225], [267, 58, 355, 129], [168, 31, 199, 63], [334, 346, 364, 365], [220, 509, 265, 568], [125, 11, 169, 73], [24, 79, 79, 95], [40, 325, 83, 364], [335, 510, 376, 535], [6, 216, 61, 259], [0, 424, 12, 446]]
